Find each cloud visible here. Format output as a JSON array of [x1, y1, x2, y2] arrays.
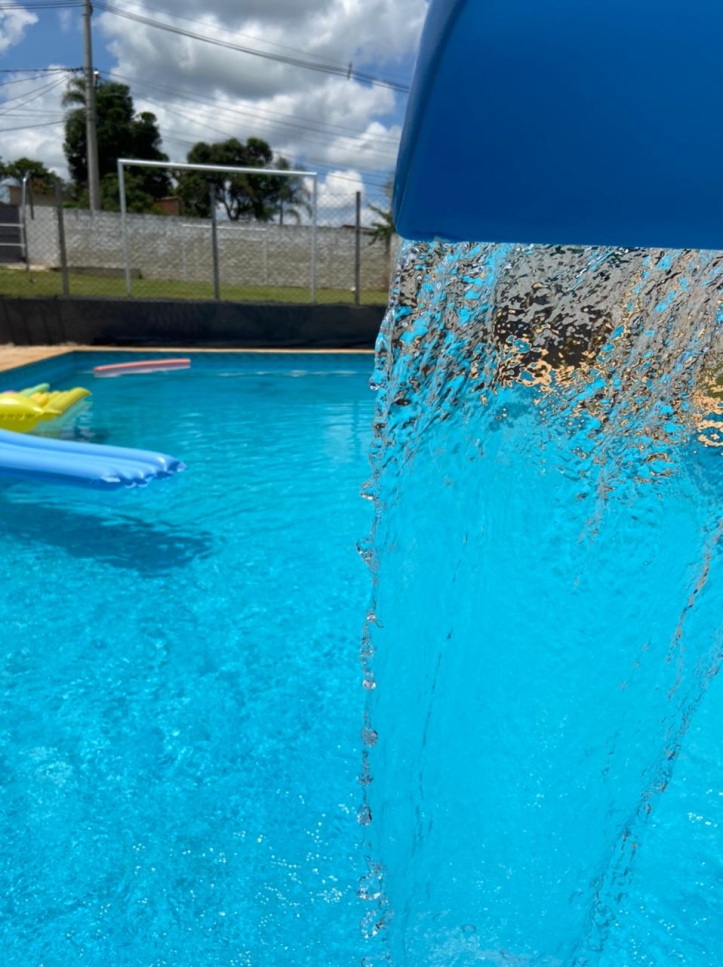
[[134, 78, 400, 178], [1, 0, 428, 194], [0, 71, 69, 174], [0, 4, 38, 55], [96, 0, 425, 178], [58, 9, 73, 33]]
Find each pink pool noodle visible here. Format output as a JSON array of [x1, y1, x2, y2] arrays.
[[93, 358, 191, 377]]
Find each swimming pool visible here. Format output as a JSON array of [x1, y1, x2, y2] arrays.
[[0, 352, 373, 966]]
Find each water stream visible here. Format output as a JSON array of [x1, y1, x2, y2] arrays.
[[361, 242, 723, 966]]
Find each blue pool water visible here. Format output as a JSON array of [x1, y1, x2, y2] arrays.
[[0, 352, 374, 966], [364, 243, 723, 966]]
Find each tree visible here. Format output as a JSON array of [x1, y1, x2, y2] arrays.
[[175, 138, 305, 222], [63, 77, 170, 208], [274, 156, 311, 225], [0, 157, 55, 193]]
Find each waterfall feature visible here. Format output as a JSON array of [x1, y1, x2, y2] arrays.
[[360, 242, 723, 966]]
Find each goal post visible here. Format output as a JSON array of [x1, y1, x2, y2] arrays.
[[116, 158, 319, 301]]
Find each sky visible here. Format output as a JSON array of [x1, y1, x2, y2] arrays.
[[0, 0, 429, 212]]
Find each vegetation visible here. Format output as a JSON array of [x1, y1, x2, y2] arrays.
[[63, 78, 169, 211], [0, 157, 56, 193], [176, 137, 310, 222], [0, 266, 388, 305]]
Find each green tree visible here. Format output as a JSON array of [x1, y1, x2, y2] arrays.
[[0, 157, 55, 192], [176, 138, 303, 222], [63, 77, 170, 208], [69, 172, 165, 214]]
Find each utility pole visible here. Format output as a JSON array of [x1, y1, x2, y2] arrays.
[[83, 0, 101, 211]]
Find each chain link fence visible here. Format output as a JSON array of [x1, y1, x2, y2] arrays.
[[0, 180, 397, 305]]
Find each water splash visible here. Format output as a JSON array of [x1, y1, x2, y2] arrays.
[[360, 242, 723, 966]]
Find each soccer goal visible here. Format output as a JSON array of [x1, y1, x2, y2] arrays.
[[116, 158, 319, 301]]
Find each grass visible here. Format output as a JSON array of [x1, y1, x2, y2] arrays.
[[0, 267, 389, 305]]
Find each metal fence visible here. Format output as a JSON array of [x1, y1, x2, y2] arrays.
[[0, 181, 398, 305]]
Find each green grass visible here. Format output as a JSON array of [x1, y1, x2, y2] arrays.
[[0, 267, 389, 305]]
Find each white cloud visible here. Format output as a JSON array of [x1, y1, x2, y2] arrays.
[[97, 0, 425, 177], [0, 72, 68, 174], [58, 9, 73, 33], [0, 4, 37, 55], [0, 0, 429, 194]]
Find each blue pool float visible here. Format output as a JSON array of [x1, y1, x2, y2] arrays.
[[0, 430, 185, 489], [393, 0, 723, 249]]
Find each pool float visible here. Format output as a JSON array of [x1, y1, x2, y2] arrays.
[[0, 386, 91, 433], [394, 0, 723, 249], [0, 430, 185, 489], [0, 394, 55, 433], [93, 358, 191, 377], [19, 383, 50, 397]]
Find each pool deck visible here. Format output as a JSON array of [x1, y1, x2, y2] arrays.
[[0, 344, 374, 373]]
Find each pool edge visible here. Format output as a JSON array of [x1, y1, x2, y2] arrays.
[[0, 344, 375, 374]]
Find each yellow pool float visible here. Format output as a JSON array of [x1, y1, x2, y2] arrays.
[[0, 385, 91, 433]]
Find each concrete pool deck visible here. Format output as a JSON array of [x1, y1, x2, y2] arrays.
[[0, 344, 374, 373]]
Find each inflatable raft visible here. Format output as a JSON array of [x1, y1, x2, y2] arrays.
[[0, 430, 185, 489], [0, 385, 91, 433], [394, 0, 723, 249]]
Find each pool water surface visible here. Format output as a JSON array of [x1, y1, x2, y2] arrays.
[[0, 352, 374, 967]]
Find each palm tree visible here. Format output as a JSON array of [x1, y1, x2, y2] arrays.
[[275, 157, 312, 225], [368, 177, 396, 288]]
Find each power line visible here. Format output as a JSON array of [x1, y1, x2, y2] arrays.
[[0, 67, 80, 74], [0, 77, 64, 105], [68, 69, 398, 162], [0, 118, 65, 133], [0, 70, 79, 86], [0, 76, 68, 115], [125, 85, 398, 165], [2, 68, 398, 173], [107, 0, 411, 85], [94, 2, 410, 94], [0, 1, 82, 8], [151, 99, 397, 172], [107, 70, 401, 148]]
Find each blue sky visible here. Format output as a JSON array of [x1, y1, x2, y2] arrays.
[[0, 1, 426, 208]]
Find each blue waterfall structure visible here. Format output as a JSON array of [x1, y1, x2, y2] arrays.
[[364, 3, 723, 956]]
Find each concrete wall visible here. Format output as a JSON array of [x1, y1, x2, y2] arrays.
[[25, 208, 401, 292], [0, 296, 386, 349]]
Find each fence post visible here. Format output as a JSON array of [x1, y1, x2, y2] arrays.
[[118, 159, 132, 296], [310, 175, 318, 303], [210, 184, 221, 301], [354, 191, 362, 307], [55, 180, 70, 296], [20, 172, 29, 277]]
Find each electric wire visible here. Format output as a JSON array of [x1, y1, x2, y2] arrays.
[[132, 88, 399, 166], [106, 70, 401, 148], [94, 1, 410, 94], [106, 0, 411, 85], [0, 75, 68, 115]]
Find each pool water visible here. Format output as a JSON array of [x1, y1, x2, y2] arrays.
[[364, 242, 723, 966], [0, 353, 374, 967]]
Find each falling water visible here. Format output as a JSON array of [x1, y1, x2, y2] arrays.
[[359, 242, 723, 966]]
